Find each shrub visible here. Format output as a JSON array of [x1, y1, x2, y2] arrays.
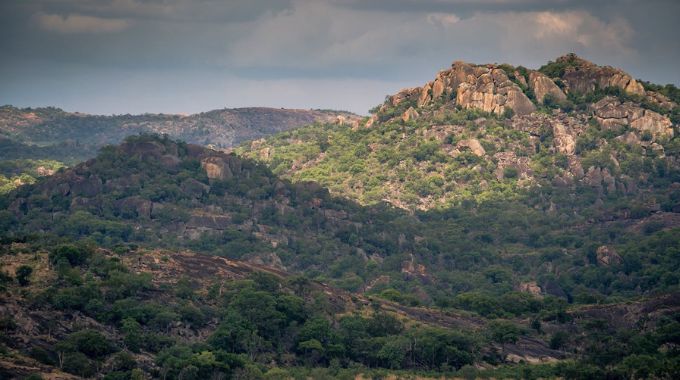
[[15, 265, 33, 286], [503, 167, 519, 179], [50, 244, 92, 267]]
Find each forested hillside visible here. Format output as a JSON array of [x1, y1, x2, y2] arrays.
[[1, 133, 679, 378], [0, 106, 357, 194], [2, 54, 680, 379]]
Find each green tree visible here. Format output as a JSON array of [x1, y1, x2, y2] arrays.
[[15, 265, 33, 286]]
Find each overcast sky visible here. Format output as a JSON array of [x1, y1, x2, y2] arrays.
[[1, 0, 679, 115]]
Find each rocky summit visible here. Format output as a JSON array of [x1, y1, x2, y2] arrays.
[[239, 54, 678, 210]]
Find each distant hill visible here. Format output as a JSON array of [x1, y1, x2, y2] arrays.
[[0, 105, 358, 194], [0, 105, 359, 163]]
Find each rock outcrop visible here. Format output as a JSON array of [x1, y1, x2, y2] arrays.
[[529, 71, 567, 104], [390, 61, 536, 117], [518, 281, 543, 297], [552, 121, 577, 155], [584, 167, 617, 193], [453, 63, 536, 116], [593, 97, 674, 139], [645, 91, 677, 111], [493, 151, 532, 180], [402, 107, 419, 122], [596, 246, 622, 266], [201, 156, 233, 180], [401, 255, 427, 279], [456, 139, 486, 156], [388, 88, 420, 107], [556, 54, 645, 96], [201, 155, 244, 181]]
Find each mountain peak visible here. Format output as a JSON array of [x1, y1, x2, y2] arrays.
[[553, 52, 591, 66], [540, 53, 646, 96], [374, 55, 657, 128]]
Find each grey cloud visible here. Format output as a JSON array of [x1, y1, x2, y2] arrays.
[[33, 12, 130, 33], [228, 2, 636, 72], [22, 0, 295, 23], [0, 0, 678, 115]]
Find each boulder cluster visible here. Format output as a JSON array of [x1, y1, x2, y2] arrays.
[[388, 61, 536, 117], [556, 54, 645, 96], [592, 97, 674, 139]]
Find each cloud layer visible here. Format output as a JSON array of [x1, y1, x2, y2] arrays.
[[34, 13, 129, 34], [0, 0, 678, 115]]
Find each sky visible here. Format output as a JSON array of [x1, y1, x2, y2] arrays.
[[1, 0, 679, 116]]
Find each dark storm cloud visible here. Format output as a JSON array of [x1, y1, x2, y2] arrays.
[[0, 0, 678, 115]]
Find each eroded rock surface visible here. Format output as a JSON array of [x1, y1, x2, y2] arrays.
[[557, 54, 645, 96], [391, 61, 536, 116], [529, 71, 567, 104], [593, 97, 674, 139]]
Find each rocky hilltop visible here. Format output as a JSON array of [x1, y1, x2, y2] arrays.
[[239, 54, 679, 210], [381, 53, 651, 120]]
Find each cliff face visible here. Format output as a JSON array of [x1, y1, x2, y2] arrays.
[[387, 61, 536, 117], [554, 54, 646, 96], [379, 54, 672, 125]]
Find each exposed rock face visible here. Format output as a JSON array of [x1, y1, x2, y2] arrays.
[[552, 121, 577, 155], [201, 156, 233, 180], [456, 139, 486, 156], [389, 88, 420, 107], [454, 63, 536, 116], [364, 115, 378, 128], [432, 75, 446, 99], [401, 258, 427, 278], [512, 112, 587, 173], [645, 91, 677, 111], [392, 61, 536, 117], [529, 71, 567, 104], [593, 97, 674, 139], [493, 151, 532, 180], [557, 54, 645, 96], [518, 281, 543, 297], [596, 246, 622, 266], [200, 154, 244, 181], [584, 167, 617, 193], [417, 82, 432, 107], [402, 107, 419, 122], [35, 166, 55, 176]]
